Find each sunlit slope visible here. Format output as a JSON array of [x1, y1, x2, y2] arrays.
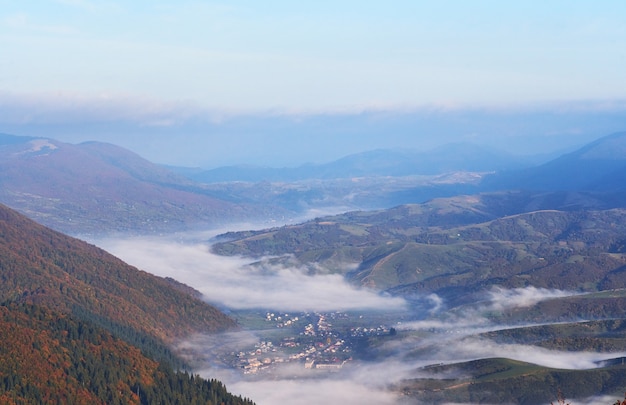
[[0, 303, 253, 405], [213, 197, 626, 301], [398, 357, 626, 405], [0, 203, 253, 404], [0, 203, 236, 344], [0, 134, 258, 234]]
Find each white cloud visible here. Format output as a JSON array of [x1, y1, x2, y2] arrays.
[[228, 378, 399, 405], [465, 339, 626, 370], [392, 288, 625, 372], [96, 235, 407, 312], [0, 91, 204, 125], [426, 293, 444, 314], [486, 286, 577, 311]]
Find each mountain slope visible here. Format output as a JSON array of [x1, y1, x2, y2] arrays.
[[0, 203, 236, 344], [0, 303, 254, 405], [399, 357, 626, 404], [484, 131, 626, 192], [213, 192, 626, 304], [0, 134, 258, 234], [188, 143, 532, 183], [0, 203, 253, 404]]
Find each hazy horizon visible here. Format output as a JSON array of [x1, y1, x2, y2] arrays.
[[2, 103, 625, 168], [2, 2, 626, 167]]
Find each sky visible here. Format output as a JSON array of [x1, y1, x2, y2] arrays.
[[2, 1, 626, 166]]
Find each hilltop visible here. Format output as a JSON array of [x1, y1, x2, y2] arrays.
[[212, 191, 626, 304]]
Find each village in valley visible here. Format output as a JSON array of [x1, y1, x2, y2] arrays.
[[222, 310, 398, 376]]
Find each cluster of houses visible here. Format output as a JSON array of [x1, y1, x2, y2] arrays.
[[349, 325, 392, 337], [230, 311, 397, 375], [265, 312, 299, 328], [234, 312, 355, 374]]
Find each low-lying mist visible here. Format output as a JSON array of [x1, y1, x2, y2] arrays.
[[97, 234, 406, 312], [94, 232, 626, 405]]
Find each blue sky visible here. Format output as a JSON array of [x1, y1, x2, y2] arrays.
[[1, 1, 626, 166]]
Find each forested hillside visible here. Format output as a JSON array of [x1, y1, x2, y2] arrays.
[[0, 203, 235, 343], [0, 203, 253, 404], [0, 303, 254, 405], [213, 192, 626, 305]]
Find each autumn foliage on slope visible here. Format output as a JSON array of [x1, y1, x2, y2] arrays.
[[0, 203, 253, 404], [0, 203, 235, 344], [0, 303, 253, 405]]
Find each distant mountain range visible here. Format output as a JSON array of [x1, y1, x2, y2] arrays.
[[184, 142, 541, 183], [0, 203, 252, 404], [484, 131, 626, 192], [1, 130, 625, 236], [186, 132, 626, 215], [207, 133, 626, 301]]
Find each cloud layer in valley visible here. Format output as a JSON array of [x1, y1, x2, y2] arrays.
[[95, 234, 626, 404], [97, 235, 407, 312]]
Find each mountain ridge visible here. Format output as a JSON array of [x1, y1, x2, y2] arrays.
[[212, 192, 626, 306], [483, 131, 626, 192], [0, 134, 270, 235], [186, 142, 538, 183]]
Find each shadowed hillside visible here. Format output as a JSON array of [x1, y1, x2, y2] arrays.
[[484, 131, 626, 192]]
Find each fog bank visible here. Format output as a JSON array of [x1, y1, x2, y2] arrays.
[[97, 235, 407, 312]]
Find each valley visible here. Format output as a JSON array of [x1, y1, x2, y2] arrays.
[[210, 310, 396, 375], [175, 288, 626, 404], [2, 130, 626, 404], [99, 227, 626, 404], [4, 5, 626, 404]]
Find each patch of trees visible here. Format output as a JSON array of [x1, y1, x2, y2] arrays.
[[0, 303, 254, 405]]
